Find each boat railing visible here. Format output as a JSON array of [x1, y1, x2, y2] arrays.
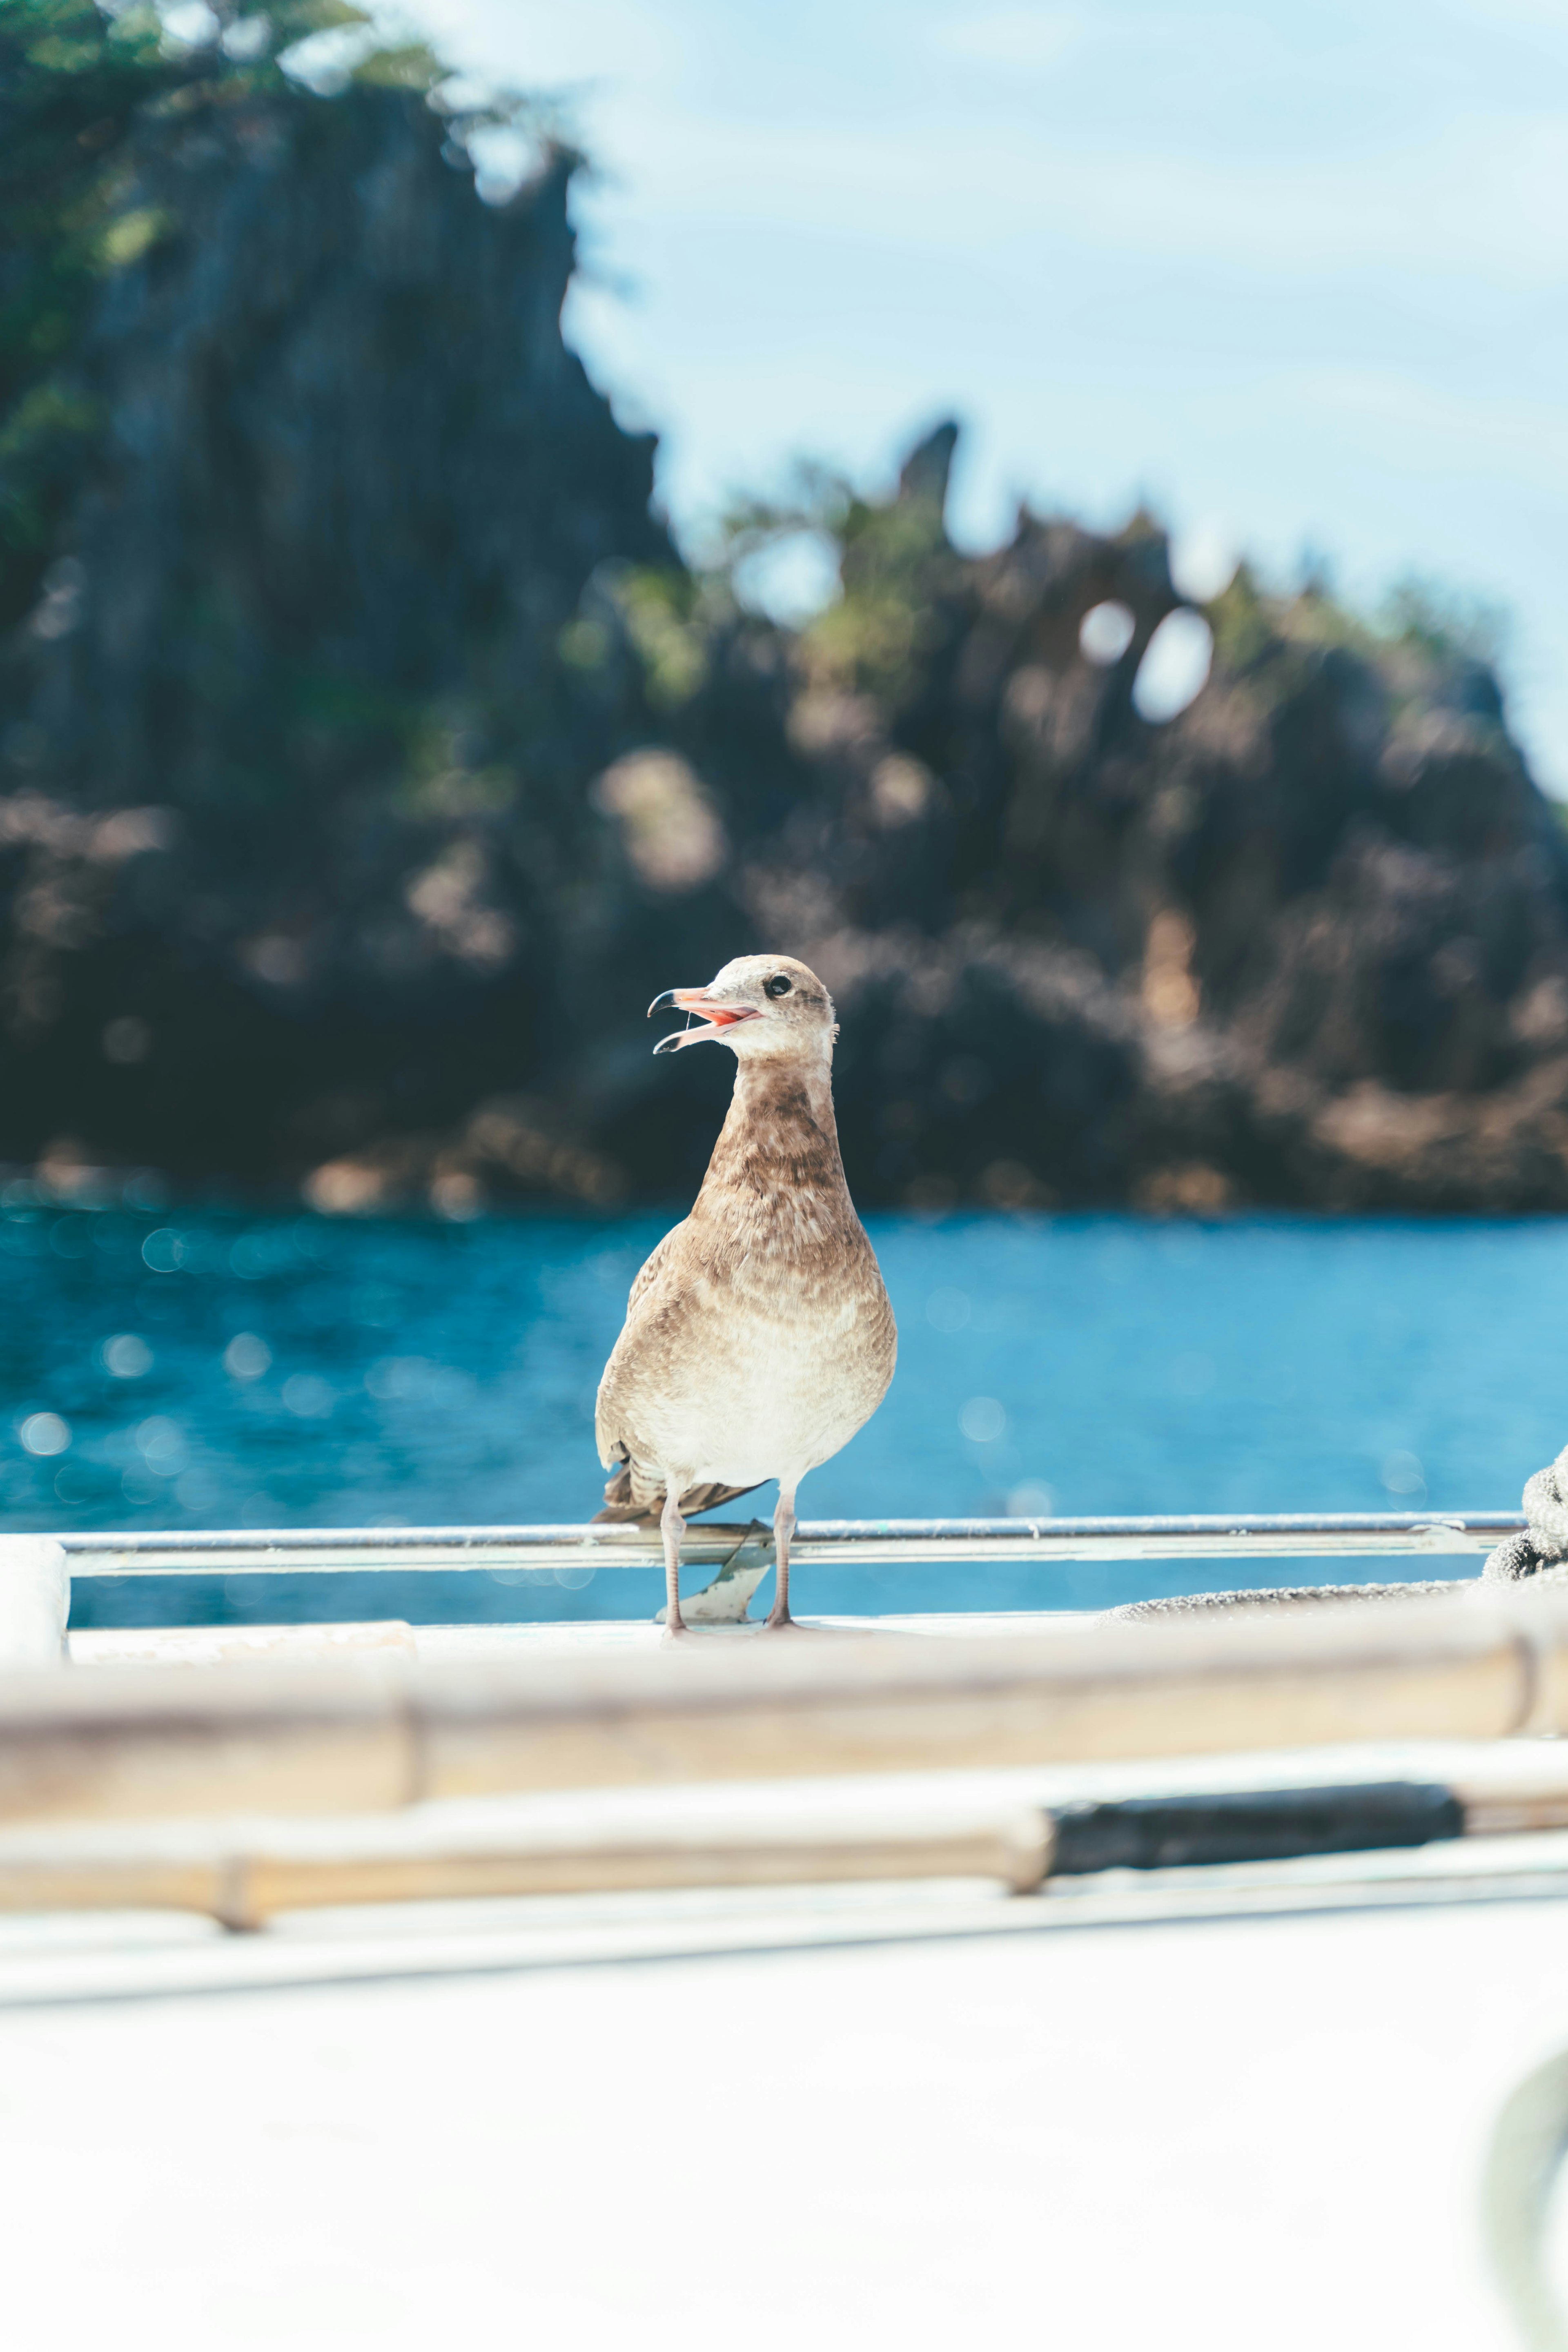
[[0, 1510, 1524, 1668], [45, 1508, 1524, 1577]]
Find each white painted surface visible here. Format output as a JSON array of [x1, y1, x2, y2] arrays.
[[408, 1611, 1102, 1660], [70, 1624, 418, 1667], [1, 1887, 1565, 2348], [0, 1536, 67, 1666]]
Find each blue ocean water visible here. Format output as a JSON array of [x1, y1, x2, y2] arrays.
[[0, 1198, 1559, 1623]]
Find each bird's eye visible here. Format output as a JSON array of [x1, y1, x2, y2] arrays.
[[764, 974, 791, 998]]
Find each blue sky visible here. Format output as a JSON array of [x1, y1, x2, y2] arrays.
[[396, 0, 1568, 786]]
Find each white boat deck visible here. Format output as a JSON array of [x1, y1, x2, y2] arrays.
[[67, 1608, 1110, 1667], [5, 1525, 1565, 2348], [1, 1797, 1564, 2350]]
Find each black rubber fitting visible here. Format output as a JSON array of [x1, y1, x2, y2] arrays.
[[1049, 1782, 1466, 1876]]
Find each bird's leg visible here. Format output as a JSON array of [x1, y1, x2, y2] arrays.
[[766, 1486, 797, 1630], [661, 1484, 688, 1638]]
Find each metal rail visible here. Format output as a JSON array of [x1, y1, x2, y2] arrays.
[[53, 1511, 1522, 1577]]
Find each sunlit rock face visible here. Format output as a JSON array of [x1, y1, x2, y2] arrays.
[[6, 61, 1568, 1212]]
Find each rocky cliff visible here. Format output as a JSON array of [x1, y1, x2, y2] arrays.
[[541, 432, 1568, 1214], [7, 6, 1568, 1214], [2, 5, 668, 1190]]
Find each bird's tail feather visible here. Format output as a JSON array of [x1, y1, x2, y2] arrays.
[[593, 1463, 765, 1524]]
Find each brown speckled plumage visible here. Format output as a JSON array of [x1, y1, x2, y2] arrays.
[[595, 955, 896, 1630]]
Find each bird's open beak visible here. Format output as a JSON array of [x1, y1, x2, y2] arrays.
[[648, 987, 762, 1054]]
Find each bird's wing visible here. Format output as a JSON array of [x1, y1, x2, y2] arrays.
[[592, 1214, 765, 1512], [624, 1219, 686, 1317], [593, 1221, 687, 1468]]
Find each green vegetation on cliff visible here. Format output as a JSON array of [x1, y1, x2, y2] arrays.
[[1, 3, 440, 626]]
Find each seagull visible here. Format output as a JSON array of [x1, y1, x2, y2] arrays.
[[595, 954, 897, 1635]]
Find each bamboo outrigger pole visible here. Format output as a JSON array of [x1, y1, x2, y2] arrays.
[[0, 1580, 1564, 1831]]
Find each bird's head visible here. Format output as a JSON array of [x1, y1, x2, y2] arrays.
[[649, 955, 837, 1064]]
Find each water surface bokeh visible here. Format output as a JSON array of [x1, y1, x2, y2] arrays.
[[2, 1199, 1559, 1620]]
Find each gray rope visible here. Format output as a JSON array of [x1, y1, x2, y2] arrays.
[[1105, 1582, 1457, 1621], [1486, 1444, 1568, 1584], [1106, 1451, 1568, 1619]]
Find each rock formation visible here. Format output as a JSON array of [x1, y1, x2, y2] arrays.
[[7, 8, 1568, 1214], [668, 431, 1568, 1215]]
